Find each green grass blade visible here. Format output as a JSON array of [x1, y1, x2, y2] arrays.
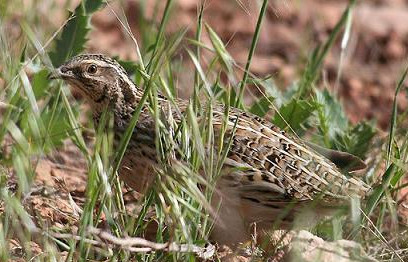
[[235, 0, 269, 108]]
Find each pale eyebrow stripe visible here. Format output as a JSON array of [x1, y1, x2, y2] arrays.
[[83, 60, 110, 67]]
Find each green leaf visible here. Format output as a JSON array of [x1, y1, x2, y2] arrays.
[[335, 121, 376, 159], [315, 89, 348, 143], [249, 96, 274, 117], [49, 0, 103, 67], [283, 82, 300, 102], [41, 107, 72, 147], [32, 69, 49, 99], [116, 58, 139, 76], [84, 0, 104, 13], [49, 11, 88, 67], [248, 76, 284, 107], [273, 99, 316, 133]]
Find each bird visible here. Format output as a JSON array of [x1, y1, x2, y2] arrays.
[[50, 54, 371, 245]]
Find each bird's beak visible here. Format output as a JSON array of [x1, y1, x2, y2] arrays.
[[48, 66, 71, 80], [47, 69, 61, 80]]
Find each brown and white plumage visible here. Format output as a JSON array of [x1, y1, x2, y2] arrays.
[[52, 54, 370, 244]]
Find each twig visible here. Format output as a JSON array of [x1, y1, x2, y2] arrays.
[[49, 227, 215, 259]]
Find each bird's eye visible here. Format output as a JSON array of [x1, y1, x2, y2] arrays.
[[87, 64, 97, 74]]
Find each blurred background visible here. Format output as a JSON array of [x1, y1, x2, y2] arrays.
[[1, 0, 408, 260], [3, 0, 407, 128]]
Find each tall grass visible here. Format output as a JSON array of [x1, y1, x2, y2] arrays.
[[0, 0, 407, 261]]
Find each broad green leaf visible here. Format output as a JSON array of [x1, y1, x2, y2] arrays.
[[32, 69, 49, 99], [41, 107, 72, 147], [315, 89, 348, 143], [248, 76, 283, 107], [49, 0, 103, 66], [273, 99, 316, 132], [116, 58, 139, 76], [49, 12, 89, 67], [84, 0, 104, 13], [249, 96, 274, 117], [283, 82, 300, 102], [335, 121, 376, 159]]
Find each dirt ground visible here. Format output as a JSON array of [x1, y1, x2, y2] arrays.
[[88, 0, 408, 128], [3, 0, 408, 260]]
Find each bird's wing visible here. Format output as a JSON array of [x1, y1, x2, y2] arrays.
[[211, 107, 370, 204]]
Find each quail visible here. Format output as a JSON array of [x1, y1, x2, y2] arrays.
[[51, 54, 370, 244]]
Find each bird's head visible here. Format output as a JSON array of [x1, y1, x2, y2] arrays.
[[50, 54, 140, 116]]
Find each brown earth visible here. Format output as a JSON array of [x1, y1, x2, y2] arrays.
[[88, 0, 408, 128], [2, 0, 408, 260]]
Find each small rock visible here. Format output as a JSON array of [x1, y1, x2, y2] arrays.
[[287, 230, 377, 262]]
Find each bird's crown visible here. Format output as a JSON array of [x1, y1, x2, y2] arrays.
[[52, 54, 141, 117]]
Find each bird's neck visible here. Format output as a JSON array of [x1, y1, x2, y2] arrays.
[[92, 80, 144, 128]]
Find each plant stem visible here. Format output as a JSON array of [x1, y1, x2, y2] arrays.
[[235, 0, 269, 108]]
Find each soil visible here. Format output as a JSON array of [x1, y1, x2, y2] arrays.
[[88, 0, 408, 128], [2, 0, 408, 260]]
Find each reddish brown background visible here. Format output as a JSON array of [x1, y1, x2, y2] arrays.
[[86, 0, 408, 129]]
